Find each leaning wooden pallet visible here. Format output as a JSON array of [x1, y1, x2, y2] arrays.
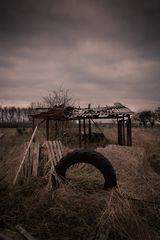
[[13, 134, 63, 188]]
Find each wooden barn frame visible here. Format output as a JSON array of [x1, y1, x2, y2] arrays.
[[29, 103, 133, 147]]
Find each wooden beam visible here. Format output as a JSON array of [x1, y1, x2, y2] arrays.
[[127, 116, 132, 146], [32, 117, 35, 142], [83, 118, 86, 147], [122, 115, 125, 145], [16, 225, 37, 240], [78, 119, 82, 148], [117, 120, 123, 145], [88, 118, 92, 139]]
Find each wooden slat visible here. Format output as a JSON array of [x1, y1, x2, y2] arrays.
[[13, 125, 38, 184], [44, 141, 55, 172], [58, 140, 63, 156], [16, 225, 37, 240], [28, 143, 32, 178], [32, 143, 40, 176], [56, 141, 63, 159], [52, 141, 59, 163], [49, 141, 57, 166]]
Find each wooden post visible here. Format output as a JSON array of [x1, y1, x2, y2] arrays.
[[79, 118, 82, 148], [32, 117, 35, 142], [83, 118, 86, 147], [55, 120, 58, 139], [88, 118, 92, 140], [127, 115, 132, 146], [46, 118, 49, 141], [1, 108, 4, 127], [117, 119, 123, 145], [122, 115, 125, 145], [16, 225, 37, 240]]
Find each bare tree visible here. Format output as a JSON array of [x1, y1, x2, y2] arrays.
[[42, 87, 74, 108]]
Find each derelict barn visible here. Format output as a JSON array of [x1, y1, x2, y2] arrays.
[[29, 102, 134, 147], [13, 102, 133, 185]]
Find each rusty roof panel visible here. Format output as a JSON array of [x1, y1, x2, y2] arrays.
[[30, 103, 134, 120]]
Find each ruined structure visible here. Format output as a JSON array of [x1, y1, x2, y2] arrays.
[[29, 102, 134, 147]]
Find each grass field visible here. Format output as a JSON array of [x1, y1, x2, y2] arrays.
[[0, 127, 160, 240]]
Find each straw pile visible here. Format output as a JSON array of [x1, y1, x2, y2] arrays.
[[97, 145, 160, 199], [0, 143, 160, 240]]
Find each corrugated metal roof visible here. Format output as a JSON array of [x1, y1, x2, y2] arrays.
[[30, 103, 133, 120], [71, 103, 133, 119]]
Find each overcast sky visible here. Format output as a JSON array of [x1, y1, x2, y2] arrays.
[[0, 0, 160, 111]]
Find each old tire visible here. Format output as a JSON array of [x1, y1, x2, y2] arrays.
[[55, 149, 117, 189]]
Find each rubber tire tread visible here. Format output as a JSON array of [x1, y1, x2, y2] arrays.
[[55, 149, 117, 189]]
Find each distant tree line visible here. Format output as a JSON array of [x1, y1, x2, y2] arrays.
[[1, 86, 159, 129], [0, 106, 33, 128], [133, 107, 160, 128], [0, 87, 74, 128]]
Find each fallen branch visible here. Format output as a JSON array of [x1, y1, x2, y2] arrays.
[[16, 225, 37, 240]]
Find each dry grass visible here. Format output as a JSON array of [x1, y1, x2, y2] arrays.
[[0, 127, 160, 239]]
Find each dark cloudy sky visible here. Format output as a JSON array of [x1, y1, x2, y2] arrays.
[[0, 0, 160, 111]]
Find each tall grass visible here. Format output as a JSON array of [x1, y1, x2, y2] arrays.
[[0, 127, 160, 239]]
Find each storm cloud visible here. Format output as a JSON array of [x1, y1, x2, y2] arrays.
[[0, 0, 160, 110]]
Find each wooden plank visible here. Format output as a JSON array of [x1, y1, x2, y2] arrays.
[[127, 116, 132, 146], [28, 143, 32, 178], [32, 117, 35, 143], [13, 125, 38, 184], [79, 119, 82, 148], [32, 143, 40, 177], [88, 118, 92, 140], [21, 142, 27, 177], [24, 142, 30, 178], [16, 225, 37, 240], [83, 118, 87, 147], [52, 141, 59, 163], [41, 140, 64, 177], [58, 140, 63, 157], [49, 141, 57, 166], [55, 141, 63, 160], [122, 115, 125, 145], [117, 120, 123, 145], [44, 141, 55, 172]]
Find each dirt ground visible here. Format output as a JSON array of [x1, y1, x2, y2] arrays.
[[0, 127, 160, 240]]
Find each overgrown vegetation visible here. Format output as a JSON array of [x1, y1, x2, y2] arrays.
[[0, 127, 160, 239]]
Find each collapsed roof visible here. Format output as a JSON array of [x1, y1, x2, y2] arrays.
[[29, 102, 134, 120]]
